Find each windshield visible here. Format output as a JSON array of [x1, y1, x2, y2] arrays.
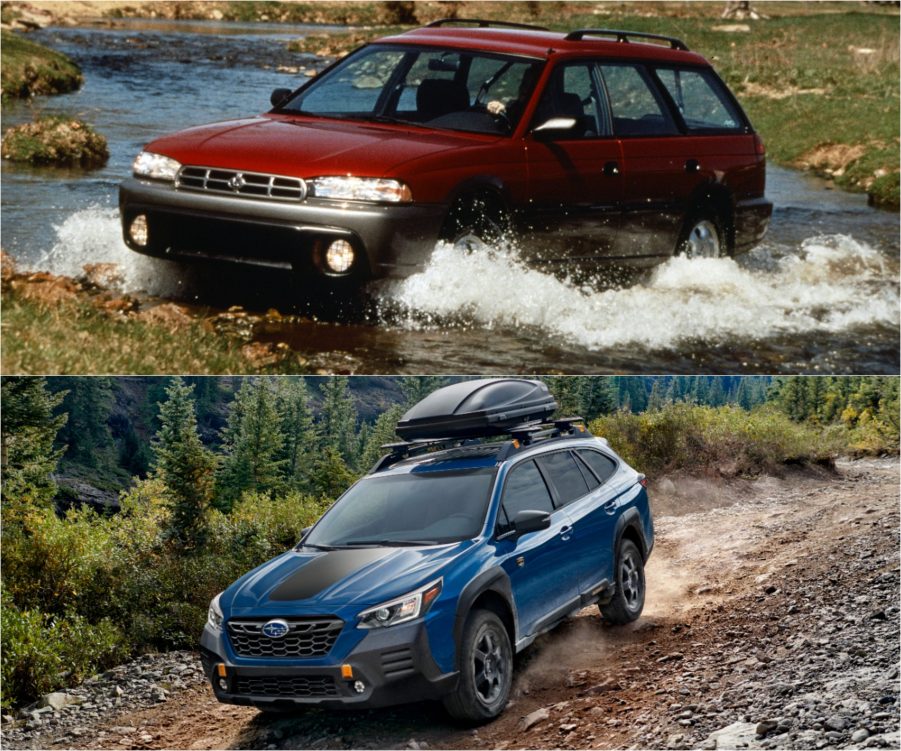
[[303, 468, 497, 547], [278, 44, 543, 135]]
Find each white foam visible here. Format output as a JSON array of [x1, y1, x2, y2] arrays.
[[379, 234, 898, 351], [32, 206, 201, 298]]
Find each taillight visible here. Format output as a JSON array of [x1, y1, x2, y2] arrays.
[[638, 475, 648, 488], [753, 134, 766, 155]]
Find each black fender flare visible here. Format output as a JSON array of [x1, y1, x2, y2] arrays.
[[452, 568, 519, 654], [614, 507, 649, 561]]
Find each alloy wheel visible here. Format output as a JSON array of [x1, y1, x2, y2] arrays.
[[684, 219, 722, 258], [473, 626, 506, 706]]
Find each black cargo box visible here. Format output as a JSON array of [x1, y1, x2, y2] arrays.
[[396, 379, 558, 440]]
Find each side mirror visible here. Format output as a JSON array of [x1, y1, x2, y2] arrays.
[[532, 116, 578, 139], [271, 88, 292, 108], [511, 509, 552, 535]]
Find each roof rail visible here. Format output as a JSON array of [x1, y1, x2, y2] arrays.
[[564, 28, 689, 50], [371, 416, 592, 473], [425, 18, 549, 31]]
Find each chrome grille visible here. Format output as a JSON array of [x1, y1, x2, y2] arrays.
[[234, 675, 339, 698], [227, 618, 342, 658], [176, 166, 307, 201]]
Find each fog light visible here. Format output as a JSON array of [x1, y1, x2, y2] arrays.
[[325, 239, 354, 273], [353, 680, 365, 694], [129, 214, 149, 247], [217, 677, 227, 691]]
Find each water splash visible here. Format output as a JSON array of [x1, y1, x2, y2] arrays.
[[378, 234, 898, 351]]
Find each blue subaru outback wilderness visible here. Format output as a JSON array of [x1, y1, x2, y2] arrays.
[[200, 378, 653, 723]]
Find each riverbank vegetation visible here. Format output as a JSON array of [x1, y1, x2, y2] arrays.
[[2, 374, 897, 708], [1, 115, 108, 167], [0, 29, 82, 99]]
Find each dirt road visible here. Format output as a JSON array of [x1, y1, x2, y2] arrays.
[[5, 458, 899, 750]]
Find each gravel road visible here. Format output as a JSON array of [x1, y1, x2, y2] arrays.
[[3, 458, 898, 750]]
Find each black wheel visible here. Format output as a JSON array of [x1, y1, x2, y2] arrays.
[[440, 193, 510, 250], [442, 609, 513, 725], [677, 210, 726, 259], [600, 539, 645, 625]]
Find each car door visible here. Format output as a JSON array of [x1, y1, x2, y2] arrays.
[[599, 62, 704, 260], [495, 459, 579, 637], [522, 61, 622, 266], [534, 449, 616, 597]]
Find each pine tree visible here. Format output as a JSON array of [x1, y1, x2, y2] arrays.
[[579, 378, 618, 419], [151, 378, 217, 550], [55, 378, 115, 469], [312, 447, 358, 499], [1, 377, 68, 515], [276, 378, 318, 491], [217, 378, 287, 508], [360, 405, 406, 469], [318, 377, 359, 468]]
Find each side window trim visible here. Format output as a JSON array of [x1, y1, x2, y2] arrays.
[[597, 60, 683, 138], [576, 448, 620, 486], [572, 450, 601, 491]]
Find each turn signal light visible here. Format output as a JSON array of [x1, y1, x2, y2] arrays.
[[216, 664, 227, 677], [341, 664, 354, 680]]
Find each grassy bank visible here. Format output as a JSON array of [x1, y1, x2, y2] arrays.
[[1, 269, 269, 374], [0, 30, 82, 99], [2, 116, 109, 167], [284, 4, 899, 208]]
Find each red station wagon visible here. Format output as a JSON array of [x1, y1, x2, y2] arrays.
[[120, 20, 773, 291]]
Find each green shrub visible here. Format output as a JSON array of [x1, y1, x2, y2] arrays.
[[1, 592, 123, 709], [590, 403, 839, 477]]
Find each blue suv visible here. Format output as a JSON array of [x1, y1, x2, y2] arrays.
[[200, 379, 653, 723]]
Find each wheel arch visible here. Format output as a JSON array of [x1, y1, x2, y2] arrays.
[[440, 177, 513, 241], [614, 507, 649, 562], [453, 569, 518, 661]]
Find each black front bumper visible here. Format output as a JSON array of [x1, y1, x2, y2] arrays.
[[199, 621, 457, 711], [119, 178, 446, 279]]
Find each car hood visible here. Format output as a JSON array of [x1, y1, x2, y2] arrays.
[[145, 115, 492, 178], [222, 542, 472, 617]]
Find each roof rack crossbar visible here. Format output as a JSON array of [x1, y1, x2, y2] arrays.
[[425, 18, 550, 31], [564, 28, 689, 50]]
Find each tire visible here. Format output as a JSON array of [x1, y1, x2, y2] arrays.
[[440, 193, 510, 250], [600, 539, 646, 625], [677, 210, 726, 259], [442, 609, 513, 725]]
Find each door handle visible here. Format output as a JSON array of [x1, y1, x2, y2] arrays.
[[603, 500, 617, 515], [559, 524, 573, 541], [685, 159, 700, 173], [602, 161, 620, 177]]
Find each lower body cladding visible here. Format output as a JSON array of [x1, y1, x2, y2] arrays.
[[733, 196, 773, 253], [119, 179, 446, 281], [199, 621, 458, 711]]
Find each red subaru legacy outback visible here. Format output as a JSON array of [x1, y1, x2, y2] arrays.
[[120, 20, 772, 290]]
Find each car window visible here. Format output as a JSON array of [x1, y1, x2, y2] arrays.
[[654, 67, 743, 131], [294, 48, 407, 115], [536, 451, 590, 506], [397, 49, 462, 111], [577, 449, 618, 484], [500, 460, 555, 525], [305, 468, 495, 545], [600, 63, 679, 136], [532, 62, 606, 138]]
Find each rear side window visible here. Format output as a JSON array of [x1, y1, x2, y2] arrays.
[[577, 449, 618, 484], [500, 460, 554, 524], [536, 451, 590, 506], [654, 67, 743, 131], [532, 62, 609, 138], [600, 64, 679, 136]]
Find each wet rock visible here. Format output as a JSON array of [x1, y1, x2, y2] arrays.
[[133, 302, 194, 331]]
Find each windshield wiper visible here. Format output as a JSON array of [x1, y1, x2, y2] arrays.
[[341, 539, 441, 547], [295, 542, 340, 551]]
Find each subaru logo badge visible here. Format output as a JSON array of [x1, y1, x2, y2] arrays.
[[261, 619, 289, 638], [228, 174, 245, 193]]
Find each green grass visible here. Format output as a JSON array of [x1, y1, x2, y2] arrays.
[[1, 291, 258, 374], [1, 30, 83, 99]]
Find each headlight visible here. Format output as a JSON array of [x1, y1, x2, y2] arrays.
[[207, 593, 224, 630], [310, 176, 412, 203], [132, 151, 182, 182], [357, 579, 442, 629]]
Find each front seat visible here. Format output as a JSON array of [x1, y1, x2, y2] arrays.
[[417, 78, 470, 120]]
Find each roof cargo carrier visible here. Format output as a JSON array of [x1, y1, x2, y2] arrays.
[[395, 378, 558, 441]]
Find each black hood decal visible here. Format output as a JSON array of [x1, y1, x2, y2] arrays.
[[268, 548, 391, 601]]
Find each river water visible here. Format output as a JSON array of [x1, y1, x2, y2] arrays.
[[2, 20, 898, 374]]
